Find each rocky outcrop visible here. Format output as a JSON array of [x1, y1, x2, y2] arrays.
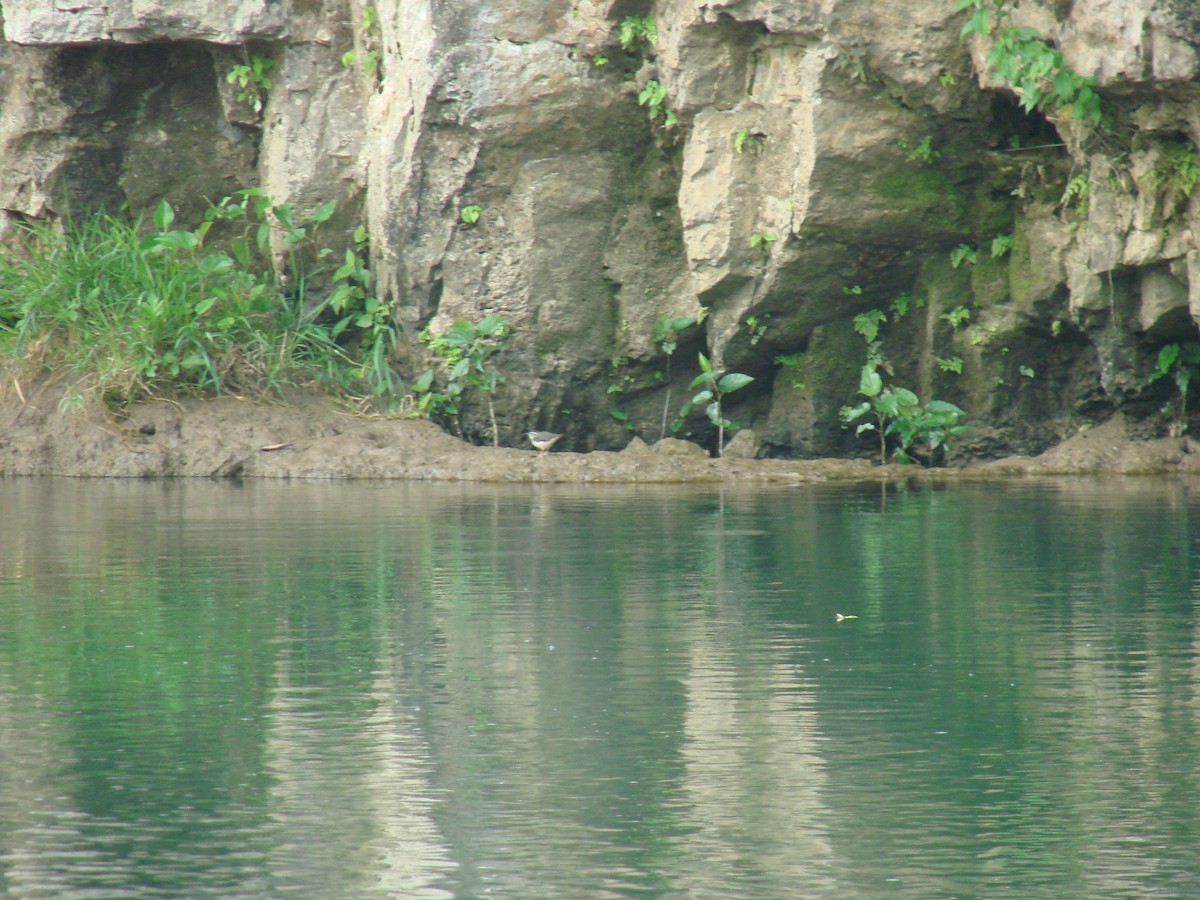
[[1, 0, 1199, 460]]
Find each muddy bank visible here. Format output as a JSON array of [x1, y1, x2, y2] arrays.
[[3, 382, 1200, 482]]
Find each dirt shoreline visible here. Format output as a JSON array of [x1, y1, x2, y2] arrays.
[[4, 384, 1200, 482]]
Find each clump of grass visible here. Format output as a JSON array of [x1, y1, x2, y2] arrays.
[[0, 190, 401, 409]]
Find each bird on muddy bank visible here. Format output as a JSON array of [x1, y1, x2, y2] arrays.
[[526, 431, 563, 455]]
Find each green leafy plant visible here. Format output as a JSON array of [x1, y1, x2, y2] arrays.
[[956, 0, 1102, 126], [745, 314, 769, 346], [1060, 172, 1089, 209], [991, 234, 1014, 258], [0, 190, 404, 409], [592, 53, 609, 67], [940, 305, 972, 331], [227, 55, 273, 113], [672, 353, 754, 457], [853, 308, 887, 343], [418, 315, 511, 446], [734, 128, 766, 154], [775, 352, 806, 390], [460, 205, 482, 225], [750, 230, 777, 255], [1019, 364, 1035, 378], [939, 71, 958, 87], [311, 222, 401, 403], [903, 136, 942, 164], [619, 15, 657, 53], [949, 243, 977, 268], [654, 315, 697, 439], [1149, 341, 1200, 436], [891, 292, 923, 317], [842, 284, 863, 296], [1145, 139, 1200, 215], [637, 79, 676, 126], [937, 356, 964, 373], [840, 363, 969, 466], [829, 36, 876, 83], [341, 4, 383, 79], [1051, 319, 1063, 336]]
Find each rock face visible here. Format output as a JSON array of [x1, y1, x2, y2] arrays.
[[1, 0, 1199, 459]]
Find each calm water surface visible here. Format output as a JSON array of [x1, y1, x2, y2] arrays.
[[1, 477, 1198, 898]]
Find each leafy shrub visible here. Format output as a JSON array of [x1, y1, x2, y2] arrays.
[[840, 364, 968, 466], [0, 190, 402, 409]]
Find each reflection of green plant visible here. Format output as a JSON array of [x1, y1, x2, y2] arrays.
[[956, 0, 1102, 126], [619, 15, 657, 53], [840, 363, 968, 466], [418, 316, 511, 446], [227, 55, 273, 113], [1149, 341, 1200, 436], [672, 353, 754, 457]]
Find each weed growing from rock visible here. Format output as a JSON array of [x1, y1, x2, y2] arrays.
[[672, 353, 753, 457], [416, 315, 511, 446]]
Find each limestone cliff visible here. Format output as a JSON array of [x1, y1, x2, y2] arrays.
[[1, 0, 1198, 459]]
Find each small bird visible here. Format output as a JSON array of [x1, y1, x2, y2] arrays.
[[526, 430, 563, 455]]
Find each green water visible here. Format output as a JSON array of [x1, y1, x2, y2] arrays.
[[1, 477, 1198, 898]]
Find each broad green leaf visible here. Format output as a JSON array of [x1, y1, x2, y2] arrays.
[[477, 315, 509, 335], [718, 372, 753, 392], [154, 230, 200, 251], [311, 200, 337, 224], [153, 199, 175, 231], [272, 204, 294, 230], [859, 366, 883, 397], [231, 237, 251, 267], [925, 399, 965, 416]]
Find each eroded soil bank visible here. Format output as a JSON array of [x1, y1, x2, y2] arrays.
[[4, 379, 1200, 483]]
